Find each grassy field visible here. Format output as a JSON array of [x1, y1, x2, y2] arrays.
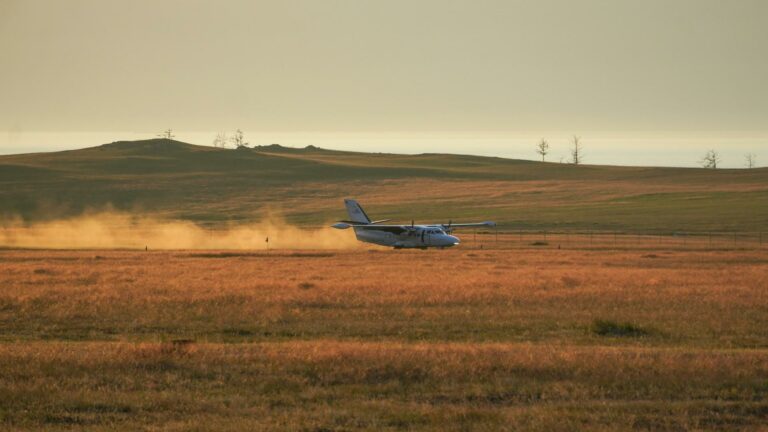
[[1, 139, 767, 232], [1, 244, 767, 430], [1, 139, 767, 429]]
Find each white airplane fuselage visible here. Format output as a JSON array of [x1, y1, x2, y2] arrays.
[[354, 226, 460, 249]]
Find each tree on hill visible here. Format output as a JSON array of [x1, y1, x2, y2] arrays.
[[745, 153, 757, 169], [213, 132, 228, 148], [570, 136, 583, 165], [157, 129, 175, 140], [700, 150, 720, 169], [230, 129, 249, 148], [536, 139, 549, 162]]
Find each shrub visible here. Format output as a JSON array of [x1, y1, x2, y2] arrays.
[[591, 319, 650, 337]]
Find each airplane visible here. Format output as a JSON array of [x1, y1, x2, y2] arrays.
[[331, 199, 496, 249]]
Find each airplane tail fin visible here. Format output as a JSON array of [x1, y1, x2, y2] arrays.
[[344, 199, 372, 224]]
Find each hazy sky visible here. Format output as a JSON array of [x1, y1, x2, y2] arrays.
[[1, 0, 766, 165]]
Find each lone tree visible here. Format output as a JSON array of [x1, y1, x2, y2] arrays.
[[157, 129, 175, 140], [570, 136, 583, 165], [536, 139, 550, 162], [745, 153, 757, 169], [212, 132, 228, 148], [230, 129, 249, 148], [700, 150, 721, 169]]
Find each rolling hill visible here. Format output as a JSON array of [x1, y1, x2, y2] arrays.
[[1, 139, 767, 232]]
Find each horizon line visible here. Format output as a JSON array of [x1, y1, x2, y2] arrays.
[[1, 136, 763, 171]]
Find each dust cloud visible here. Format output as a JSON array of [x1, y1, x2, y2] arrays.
[[0, 212, 360, 250]]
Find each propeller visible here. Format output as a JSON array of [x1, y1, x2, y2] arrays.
[[444, 219, 453, 234], [402, 220, 416, 235]]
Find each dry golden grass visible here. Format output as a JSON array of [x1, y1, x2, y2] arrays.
[[1, 246, 767, 430]]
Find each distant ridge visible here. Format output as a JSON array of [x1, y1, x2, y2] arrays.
[[3, 138, 766, 177], [96, 139, 220, 154], [252, 143, 335, 153], [91, 139, 343, 156]]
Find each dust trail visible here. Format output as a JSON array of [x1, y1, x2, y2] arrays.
[[0, 212, 360, 250]]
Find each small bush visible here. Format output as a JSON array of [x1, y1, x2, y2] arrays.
[[530, 241, 549, 246], [298, 282, 315, 290], [591, 319, 650, 337]]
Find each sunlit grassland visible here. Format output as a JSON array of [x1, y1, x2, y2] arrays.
[[2, 341, 766, 431], [1, 246, 767, 430]]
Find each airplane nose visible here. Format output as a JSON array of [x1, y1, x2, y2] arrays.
[[448, 235, 460, 246]]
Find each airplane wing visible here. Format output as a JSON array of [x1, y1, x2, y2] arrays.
[[336, 219, 392, 225], [331, 222, 412, 234], [332, 221, 495, 231], [437, 221, 496, 229]]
